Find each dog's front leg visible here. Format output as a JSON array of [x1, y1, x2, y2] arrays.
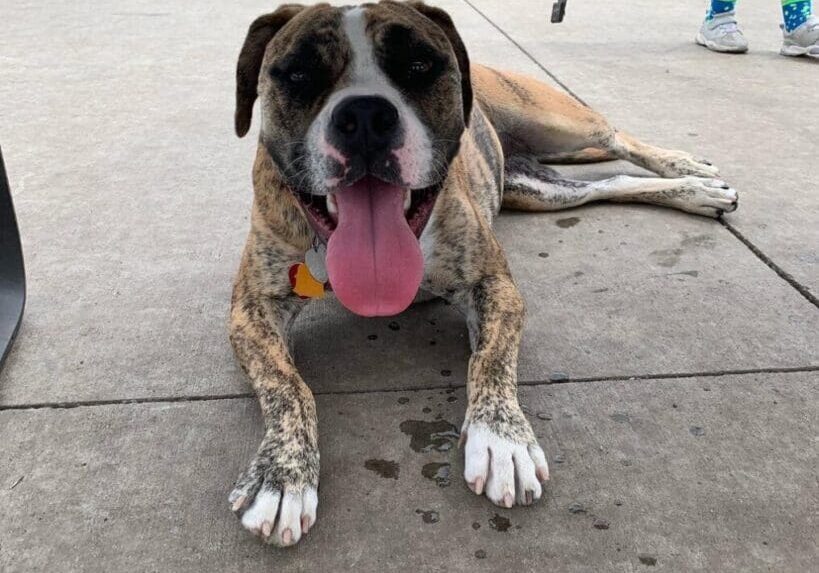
[[458, 275, 550, 507], [228, 276, 318, 547]]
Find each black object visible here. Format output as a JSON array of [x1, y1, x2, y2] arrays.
[[551, 0, 568, 23], [0, 146, 25, 370]]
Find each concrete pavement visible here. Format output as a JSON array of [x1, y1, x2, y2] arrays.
[[1, 1, 817, 571]]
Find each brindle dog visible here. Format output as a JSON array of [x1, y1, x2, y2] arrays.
[[228, 1, 738, 546]]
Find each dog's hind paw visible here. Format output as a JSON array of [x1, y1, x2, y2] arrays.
[[673, 177, 739, 218], [229, 444, 319, 547], [461, 421, 549, 507]]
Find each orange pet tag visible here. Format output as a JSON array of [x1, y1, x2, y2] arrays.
[[289, 263, 325, 299]]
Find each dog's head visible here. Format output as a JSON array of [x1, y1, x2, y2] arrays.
[[235, 1, 472, 317]]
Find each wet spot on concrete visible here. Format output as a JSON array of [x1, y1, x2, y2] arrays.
[[592, 288, 609, 293], [429, 340, 437, 346], [472, 521, 481, 530], [422, 462, 451, 487], [538, 252, 549, 258], [398, 397, 410, 405], [549, 371, 569, 382], [475, 549, 487, 559], [610, 413, 630, 423], [690, 426, 705, 436], [422, 407, 432, 414], [621, 459, 633, 467], [568, 502, 586, 514], [682, 234, 716, 249], [650, 247, 683, 268], [388, 321, 400, 331], [614, 499, 623, 506], [367, 334, 378, 340], [536, 412, 552, 421], [441, 369, 452, 377], [593, 518, 610, 530], [364, 459, 399, 480], [400, 420, 459, 452], [553, 454, 565, 464], [446, 396, 457, 403], [638, 554, 658, 566], [489, 513, 511, 532], [556, 217, 580, 228], [415, 509, 439, 524]]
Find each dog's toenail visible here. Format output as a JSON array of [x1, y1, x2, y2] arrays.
[[503, 493, 514, 508], [232, 496, 247, 512], [282, 528, 293, 545], [262, 521, 273, 538]]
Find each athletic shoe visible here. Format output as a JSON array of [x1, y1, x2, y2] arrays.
[[695, 12, 749, 53], [780, 16, 819, 58]]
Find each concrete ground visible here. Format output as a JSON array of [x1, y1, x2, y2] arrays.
[[0, 1, 816, 571]]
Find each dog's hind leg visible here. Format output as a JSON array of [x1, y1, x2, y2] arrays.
[[503, 155, 737, 217], [473, 65, 719, 178]]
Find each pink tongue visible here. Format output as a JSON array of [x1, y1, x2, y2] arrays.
[[326, 179, 424, 317]]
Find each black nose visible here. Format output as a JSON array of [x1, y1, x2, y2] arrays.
[[331, 96, 400, 151]]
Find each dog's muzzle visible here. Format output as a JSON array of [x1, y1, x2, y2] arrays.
[[328, 96, 404, 186]]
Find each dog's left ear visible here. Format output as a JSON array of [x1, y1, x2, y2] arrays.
[[407, 1, 473, 124], [235, 4, 305, 137]]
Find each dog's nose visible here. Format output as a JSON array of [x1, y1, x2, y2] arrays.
[[331, 96, 400, 150]]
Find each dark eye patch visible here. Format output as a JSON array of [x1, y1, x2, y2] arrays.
[[377, 25, 446, 92], [269, 38, 334, 103]]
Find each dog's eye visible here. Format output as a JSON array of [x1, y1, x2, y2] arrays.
[[408, 60, 432, 75], [288, 69, 309, 83]]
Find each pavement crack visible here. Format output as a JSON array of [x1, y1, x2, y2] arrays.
[[719, 220, 818, 309], [1, 366, 816, 411], [459, 0, 588, 106]]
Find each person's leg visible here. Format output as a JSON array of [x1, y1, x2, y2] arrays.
[[706, 0, 738, 20], [696, 0, 749, 53], [782, 0, 812, 31], [780, 0, 819, 57]]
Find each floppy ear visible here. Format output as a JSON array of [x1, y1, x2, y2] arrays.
[[235, 4, 304, 137], [406, 1, 473, 124]]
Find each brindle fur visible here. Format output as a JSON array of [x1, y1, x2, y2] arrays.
[[227, 1, 737, 546]]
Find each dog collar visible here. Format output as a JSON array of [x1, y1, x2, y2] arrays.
[[289, 240, 328, 299]]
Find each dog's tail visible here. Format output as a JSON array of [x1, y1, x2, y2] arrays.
[[502, 155, 593, 212]]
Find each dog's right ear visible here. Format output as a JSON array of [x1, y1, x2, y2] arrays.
[[235, 4, 304, 138]]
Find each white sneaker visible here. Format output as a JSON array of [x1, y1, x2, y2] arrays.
[[780, 16, 819, 58], [695, 12, 749, 53]]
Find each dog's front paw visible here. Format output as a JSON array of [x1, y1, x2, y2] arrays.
[[461, 415, 549, 508], [229, 438, 319, 547], [653, 150, 720, 178]]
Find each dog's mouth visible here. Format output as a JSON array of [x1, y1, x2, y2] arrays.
[[291, 176, 440, 318], [293, 180, 440, 244]]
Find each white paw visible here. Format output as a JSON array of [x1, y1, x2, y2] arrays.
[[676, 177, 739, 217], [462, 423, 549, 507], [231, 485, 318, 547]]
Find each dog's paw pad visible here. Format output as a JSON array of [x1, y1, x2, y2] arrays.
[[463, 423, 548, 507]]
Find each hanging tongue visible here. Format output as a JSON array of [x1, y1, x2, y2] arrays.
[[326, 178, 424, 317]]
